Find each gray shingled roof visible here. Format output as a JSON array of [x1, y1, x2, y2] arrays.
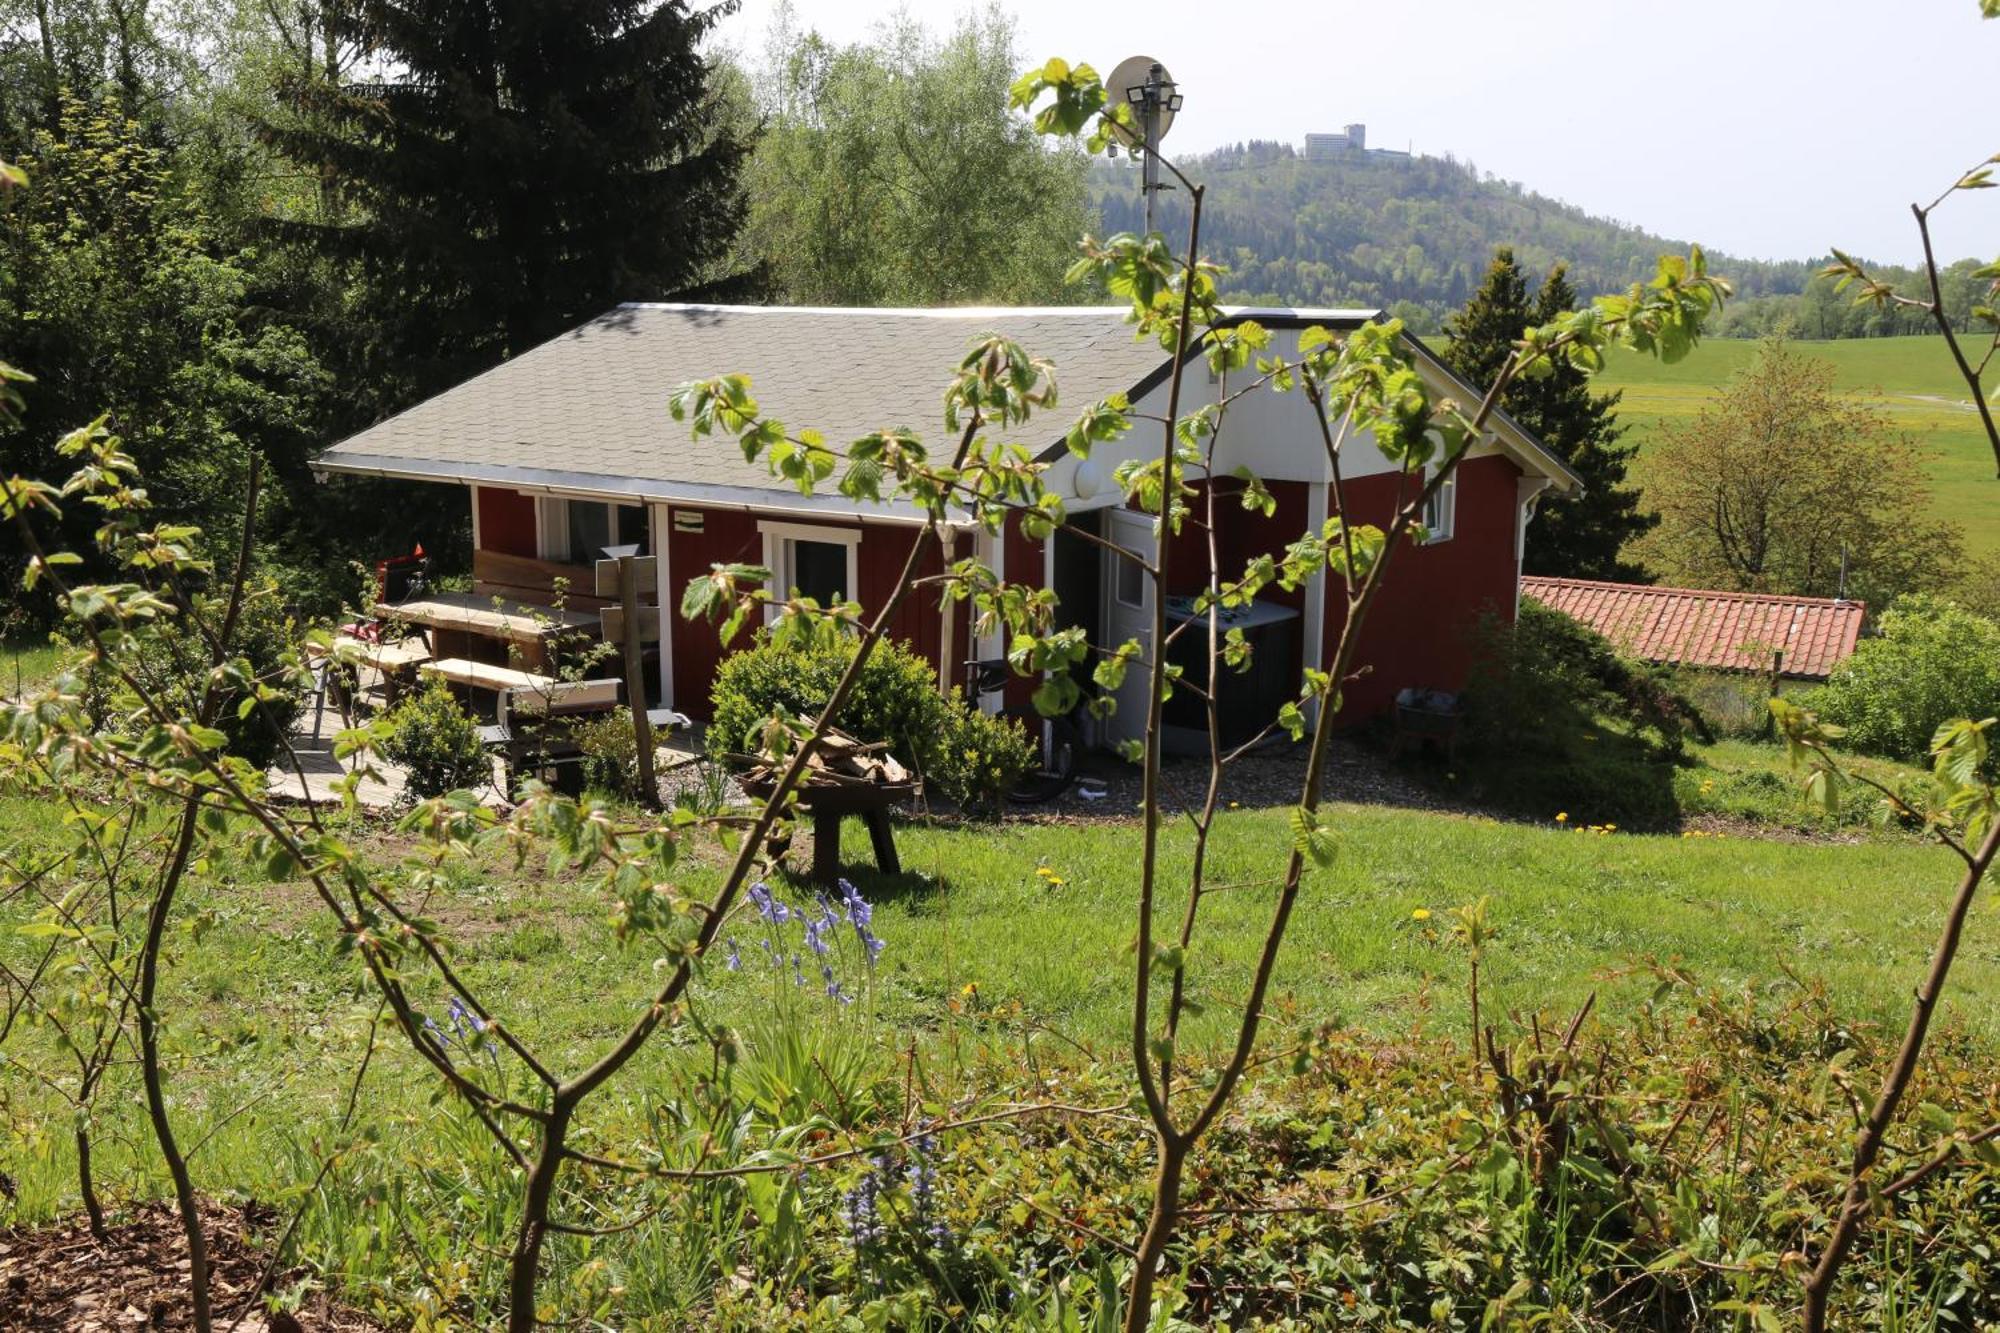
[[315, 304, 1181, 515]]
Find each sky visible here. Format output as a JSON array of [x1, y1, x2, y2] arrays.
[[707, 0, 2000, 267]]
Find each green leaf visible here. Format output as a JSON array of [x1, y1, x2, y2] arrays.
[[1289, 806, 1339, 866]]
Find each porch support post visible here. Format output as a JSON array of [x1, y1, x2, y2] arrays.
[[1302, 480, 1328, 723], [937, 529, 960, 693], [651, 502, 674, 709]]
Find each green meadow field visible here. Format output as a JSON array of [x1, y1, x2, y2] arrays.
[[1592, 334, 1999, 560]]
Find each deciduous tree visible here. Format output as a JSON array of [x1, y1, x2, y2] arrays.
[[1635, 333, 1962, 608], [740, 3, 1091, 306]]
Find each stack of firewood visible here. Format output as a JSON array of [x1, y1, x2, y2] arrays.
[[731, 726, 911, 789]]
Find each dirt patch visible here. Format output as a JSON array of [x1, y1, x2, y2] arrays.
[[0, 1200, 383, 1332]]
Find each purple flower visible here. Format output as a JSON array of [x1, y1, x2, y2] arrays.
[[725, 937, 741, 972], [803, 913, 830, 957], [908, 1131, 949, 1246], [749, 881, 791, 924], [836, 878, 873, 929], [844, 1154, 889, 1255]]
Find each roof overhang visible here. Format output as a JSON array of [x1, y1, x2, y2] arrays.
[[310, 453, 969, 528]]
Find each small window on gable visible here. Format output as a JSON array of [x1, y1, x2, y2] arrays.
[[1421, 468, 1457, 545]]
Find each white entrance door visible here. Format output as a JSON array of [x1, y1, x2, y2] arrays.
[[1102, 508, 1158, 747]]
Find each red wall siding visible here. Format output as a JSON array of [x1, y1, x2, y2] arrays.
[[664, 508, 964, 720], [1001, 511, 1045, 713], [476, 486, 538, 558], [667, 506, 761, 720], [858, 523, 957, 679], [1321, 454, 1521, 720], [659, 455, 1521, 728]]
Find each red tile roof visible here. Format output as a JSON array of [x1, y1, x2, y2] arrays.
[[1520, 577, 1865, 681]]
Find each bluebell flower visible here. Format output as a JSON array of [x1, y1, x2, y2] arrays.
[[749, 881, 791, 924], [803, 913, 830, 957], [725, 937, 741, 972], [837, 878, 872, 929]]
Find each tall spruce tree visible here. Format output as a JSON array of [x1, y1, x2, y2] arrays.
[[1443, 247, 1657, 581], [262, 0, 759, 398]]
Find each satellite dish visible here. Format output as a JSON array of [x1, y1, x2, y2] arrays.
[[1105, 55, 1177, 150], [1073, 458, 1108, 501]]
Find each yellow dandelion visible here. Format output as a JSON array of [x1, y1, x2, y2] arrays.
[[1555, 812, 1568, 823], [1412, 908, 1431, 921]]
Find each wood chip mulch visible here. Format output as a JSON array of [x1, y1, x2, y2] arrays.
[[0, 1200, 384, 1332]]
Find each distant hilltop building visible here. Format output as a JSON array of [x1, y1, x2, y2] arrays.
[[1304, 124, 1366, 159], [1303, 124, 1411, 162]]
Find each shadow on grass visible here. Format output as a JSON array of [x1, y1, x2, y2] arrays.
[[1386, 713, 1688, 831]]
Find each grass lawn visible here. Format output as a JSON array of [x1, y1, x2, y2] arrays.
[[1, 636, 67, 695], [3, 781, 1993, 1326], [4, 791, 1987, 1210], [1593, 334, 1999, 560]]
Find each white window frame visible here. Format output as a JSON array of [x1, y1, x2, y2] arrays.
[[538, 497, 646, 564], [1420, 466, 1457, 545], [758, 520, 861, 623]]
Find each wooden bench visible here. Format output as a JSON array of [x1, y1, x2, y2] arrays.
[[421, 658, 620, 714]]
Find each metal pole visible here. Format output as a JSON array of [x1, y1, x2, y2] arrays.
[[1142, 63, 1162, 236], [1144, 61, 1160, 233]]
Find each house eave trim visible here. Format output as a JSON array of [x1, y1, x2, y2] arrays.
[[312, 453, 971, 528]]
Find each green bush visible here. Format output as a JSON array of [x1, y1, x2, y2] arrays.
[[1807, 594, 2000, 762], [709, 635, 1031, 810], [1448, 600, 1716, 828], [573, 707, 644, 801], [382, 680, 490, 799], [1463, 599, 1709, 757], [929, 707, 1035, 816]]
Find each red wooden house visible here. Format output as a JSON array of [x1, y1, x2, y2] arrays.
[[313, 304, 1580, 744]]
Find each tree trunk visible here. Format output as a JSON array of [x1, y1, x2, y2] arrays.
[[1122, 1137, 1185, 1333], [507, 1103, 572, 1333]]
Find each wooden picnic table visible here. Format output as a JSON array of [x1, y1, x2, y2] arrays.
[[373, 592, 597, 646]]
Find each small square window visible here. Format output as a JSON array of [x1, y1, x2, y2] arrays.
[[788, 539, 849, 605]]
